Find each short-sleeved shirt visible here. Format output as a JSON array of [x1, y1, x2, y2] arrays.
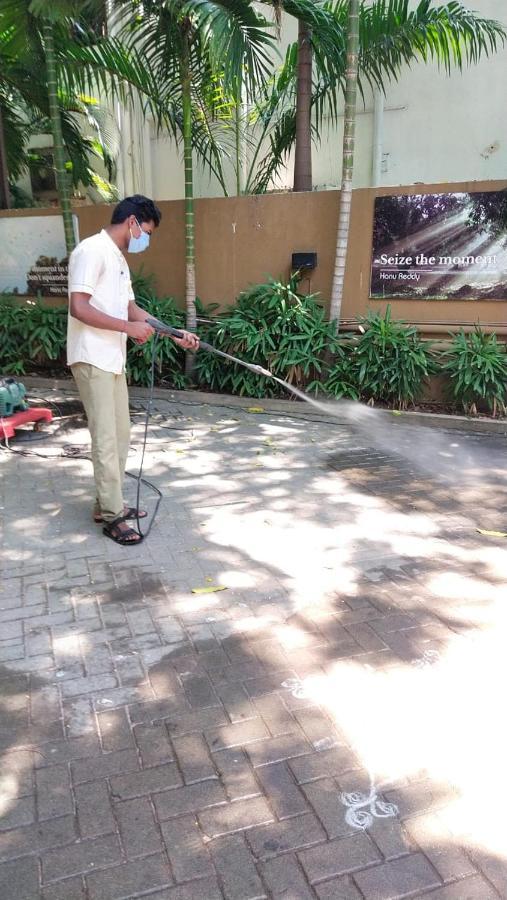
[[67, 229, 135, 374]]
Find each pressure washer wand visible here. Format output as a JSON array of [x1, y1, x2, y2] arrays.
[[145, 315, 330, 413], [145, 316, 273, 378]]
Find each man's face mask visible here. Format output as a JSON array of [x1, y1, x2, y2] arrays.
[[128, 218, 150, 254]]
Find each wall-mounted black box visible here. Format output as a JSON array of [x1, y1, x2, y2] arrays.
[[292, 252, 317, 271]]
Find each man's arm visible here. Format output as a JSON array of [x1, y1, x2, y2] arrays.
[[71, 293, 153, 342], [128, 300, 200, 351]]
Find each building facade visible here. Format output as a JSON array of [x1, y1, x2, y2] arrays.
[[113, 0, 506, 201]]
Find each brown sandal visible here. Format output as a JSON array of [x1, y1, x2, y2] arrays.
[[102, 513, 143, 545]]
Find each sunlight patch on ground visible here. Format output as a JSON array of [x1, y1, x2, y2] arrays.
[[53, 634, 85, 656], [0, 773, 19, 818], [300, 620, 507, 858], [207, 505, 359, 603], [428, 572, 504, 605], [204, 488, 450, 608]]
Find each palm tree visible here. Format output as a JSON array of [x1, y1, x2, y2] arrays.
[[286, 0, 347, 193], [0, 106, 11, 208], [329, 0, 358, 327], [249, 0, 505, 195], [113, 0, 276, 374], [293, 19, 312, 191], [1, 0, 108, 247], [39, 15, 76, 253], [11, 0, 106, 253], [0, 0, 172, 233]]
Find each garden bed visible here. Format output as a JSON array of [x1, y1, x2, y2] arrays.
[[3, 275, 507, 420]]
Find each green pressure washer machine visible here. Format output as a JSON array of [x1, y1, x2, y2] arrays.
[[0, 377, 52, 442], [0, 377, 28, 416]]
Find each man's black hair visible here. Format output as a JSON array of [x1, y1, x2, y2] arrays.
[[111, 195, 162, 227]]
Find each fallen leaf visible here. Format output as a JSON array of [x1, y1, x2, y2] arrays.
[[191, 585, 227, 594], [247, 407, 265, 413], [477, 528, 507, 537]]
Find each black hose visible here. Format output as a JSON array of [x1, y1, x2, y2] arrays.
[[127, 331, 162, 542]]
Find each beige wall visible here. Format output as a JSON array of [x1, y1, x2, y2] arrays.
[[75, 180, 507, 331], [3, 179, 507, 333]]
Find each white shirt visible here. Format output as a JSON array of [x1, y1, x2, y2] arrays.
[[67, 229, 135, 374]]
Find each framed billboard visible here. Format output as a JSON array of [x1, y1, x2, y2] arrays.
[[0, 214, 78, 296], [370, 190, 507, 300]]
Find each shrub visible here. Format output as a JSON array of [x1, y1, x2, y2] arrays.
[[311, 344, 360, 401], [20, 301, 67, 364], [347, 307, 436, 409], [128, 273, 187, 388], [194, 276, 341, 397], [0, 298, 28, 375], [442, 327, 507, 416], [0, 297, 66, 375]]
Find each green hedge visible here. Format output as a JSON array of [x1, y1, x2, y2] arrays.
[[1, 276, 507, 416]]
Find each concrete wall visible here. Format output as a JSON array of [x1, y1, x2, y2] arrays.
[[73, 179, 507, 332], [372, 0, 507, 190], [2, 179, 506, 334]]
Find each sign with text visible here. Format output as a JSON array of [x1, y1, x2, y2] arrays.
[[370, 190, 507, 300], [0, 214, 78, 296], [27, 257, 69, 296]]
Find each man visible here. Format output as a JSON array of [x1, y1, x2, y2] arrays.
[[67, 194, 199, 545]]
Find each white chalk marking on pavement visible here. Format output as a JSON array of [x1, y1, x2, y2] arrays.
[[281, 677, 308, 699], [411, 649, 441, 670], [340, 775, 398, 830], [313, 737, 341, 752]]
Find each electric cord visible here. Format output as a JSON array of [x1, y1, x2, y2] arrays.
[[27, 396, 63, 418]]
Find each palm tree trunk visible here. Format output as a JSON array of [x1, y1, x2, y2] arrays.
[[235, 96, 242, 196], [328, 0, 359, 328], [42, 19, 75, 256], [293, 20, 312, 192], [0, 107, 11, 209], [181, 33, 197, 377]]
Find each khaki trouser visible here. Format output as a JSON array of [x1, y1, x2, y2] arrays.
[[71, 363, 130, 523]]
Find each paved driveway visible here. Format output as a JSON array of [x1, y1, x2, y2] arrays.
[[1, 385, 507, 899]]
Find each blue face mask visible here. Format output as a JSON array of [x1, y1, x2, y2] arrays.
[[128, 218, 150, 254]]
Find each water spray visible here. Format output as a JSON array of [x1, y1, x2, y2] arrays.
[[146, 314, 505, 497], [145, 316, 335, 416]]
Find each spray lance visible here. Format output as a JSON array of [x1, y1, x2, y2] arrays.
[[145, 315, 329, 413]]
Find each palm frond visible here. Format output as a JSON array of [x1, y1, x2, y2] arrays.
[[248, 0, 506, 191], [356, 0, 505, 87]]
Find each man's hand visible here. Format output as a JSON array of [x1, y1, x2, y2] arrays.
[[125, 321, 154, 344], [171, 330, 200, 352]]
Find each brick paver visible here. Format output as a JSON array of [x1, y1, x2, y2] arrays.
[[1, 386, 507, 898]]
